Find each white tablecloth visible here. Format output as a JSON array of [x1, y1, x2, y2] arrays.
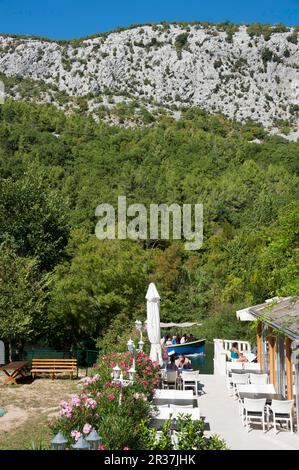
[[154, 389, 194, 400]]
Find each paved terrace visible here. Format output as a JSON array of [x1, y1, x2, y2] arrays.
[[199, 373, 299, 450]]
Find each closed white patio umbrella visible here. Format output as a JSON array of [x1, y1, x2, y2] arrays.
[[146, 283, 163, 366]]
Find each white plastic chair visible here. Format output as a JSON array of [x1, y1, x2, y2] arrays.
[[249, 373, 268, 385], [171, 430, 179, 449], [226, 362, 243, 390], [181, 371, 200, 395], [243, 398, 268, 432], [231, 373, 249, 398], [162, 371, 178, 389], [244, 352, 257, 362], [268, 400, 294, 434], [150, 403, 170, 419]]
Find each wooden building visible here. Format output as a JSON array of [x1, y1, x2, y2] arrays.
[[237, 297, 299, 434]]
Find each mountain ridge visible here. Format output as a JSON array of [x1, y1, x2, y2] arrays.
[[0, 22, 298, 135]]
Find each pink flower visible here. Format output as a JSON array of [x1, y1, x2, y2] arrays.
[[71, 395, 81, 407], [98, 443, 106, 450], [85, 397, 97, 409], [59, 400, 72, 419], [71, 430, 82, 441], [80, 376, 92, 385], [123, 447, 130, 450], [107, 393, 116, 401], [83, 423, 92, 434], [80, 374, 99, 386]]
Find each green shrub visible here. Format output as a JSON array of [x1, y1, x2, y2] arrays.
[[261, 47, 281, 66], [175, 33, 189, 59], [139, 416, 228, 450], [287, 32, 298, 44], [214, 59, 222, 69]]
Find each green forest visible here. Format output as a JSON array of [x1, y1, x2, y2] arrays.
[[0, 99, 298, 354]]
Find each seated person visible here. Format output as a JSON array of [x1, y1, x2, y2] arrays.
[[171, 336, 177, 344], [188, 334, 195, 342], [180, 335, 186, 344], [165, 337, 173, 346], [166, 355, 178, 371], [175, 354, 191, 369], [230, 342, 248, 362], [162, 348, 170, 367]]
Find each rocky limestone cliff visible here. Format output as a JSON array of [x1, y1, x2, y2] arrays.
[[0, 23, 298, 131]]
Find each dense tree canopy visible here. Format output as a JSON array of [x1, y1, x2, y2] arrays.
[[0, 244, 49, 358], [0, 99, 298, 350]]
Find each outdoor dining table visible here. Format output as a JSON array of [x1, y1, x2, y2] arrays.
[[151, 405, 201, 421], [231, 369, 266, 375], [238, 392, 285, 403], [0, 361, 28, 385], [149, 405, 202, 430], [153, 389, 197, 406]]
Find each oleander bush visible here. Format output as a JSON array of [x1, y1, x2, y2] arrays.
[[49, 351, 160, 449], [94, 351, 160, 395]]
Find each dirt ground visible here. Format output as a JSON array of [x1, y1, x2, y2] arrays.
[[0, 371, 82, 449]]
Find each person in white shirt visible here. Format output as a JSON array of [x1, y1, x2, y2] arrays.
[[180, 335, 186, 344]]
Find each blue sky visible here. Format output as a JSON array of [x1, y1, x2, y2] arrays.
[[0, 0, 298, 39]]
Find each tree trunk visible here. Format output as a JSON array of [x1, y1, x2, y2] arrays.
[[15, 340, 24, 360], [8, 341, 12, 362]]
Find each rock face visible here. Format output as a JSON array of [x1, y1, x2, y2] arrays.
[[0, 23, 298, 128]]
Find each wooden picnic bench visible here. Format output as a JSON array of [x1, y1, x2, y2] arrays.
[[31, 358, 77, 380], [0, 361, 29, 385]]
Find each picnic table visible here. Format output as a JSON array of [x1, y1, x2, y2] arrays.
[[0, 361, 28, 385]]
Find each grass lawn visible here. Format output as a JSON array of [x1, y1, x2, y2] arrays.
[[0, 373, 82, 450]]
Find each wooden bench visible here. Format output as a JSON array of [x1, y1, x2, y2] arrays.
[[31, 358, 77, 380]]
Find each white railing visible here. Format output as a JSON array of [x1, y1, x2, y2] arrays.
[[221, 339, 251, 353], [213, 339, 252, 376]]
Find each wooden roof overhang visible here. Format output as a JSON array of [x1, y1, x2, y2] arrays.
[[249, 297, 299, 342]]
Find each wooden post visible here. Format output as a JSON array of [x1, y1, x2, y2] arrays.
[[286, 337, 294, 400], [256, 321, 262, 369], [269, 327, 276, 387]]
